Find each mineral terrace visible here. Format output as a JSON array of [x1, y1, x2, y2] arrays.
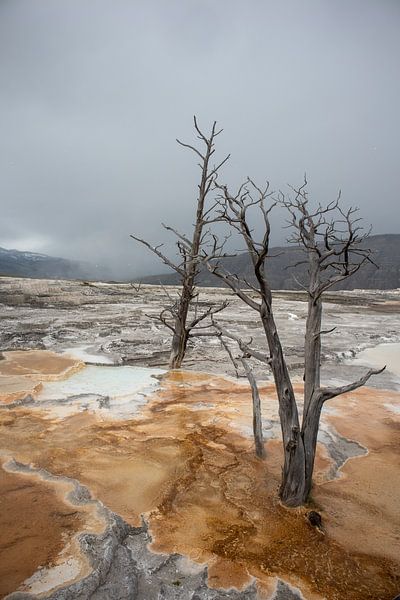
[[0, 277, 399, 600]]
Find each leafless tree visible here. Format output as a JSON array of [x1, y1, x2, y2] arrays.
[[213, 321, 266, 458], [131, 117, 229, 368], [207, 177, 384, 506]]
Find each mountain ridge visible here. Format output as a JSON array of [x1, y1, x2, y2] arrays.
[[138, 233, 400, 290], [0, 234, 398, 289], [0, 246, 110, 281]]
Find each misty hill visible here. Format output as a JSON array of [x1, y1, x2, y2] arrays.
[[1, 234, 398, 289], [0, 247, 110, 281], [139, 234, 400, 290]]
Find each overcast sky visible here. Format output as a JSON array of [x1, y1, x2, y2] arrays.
[[0, 0, 399, 277]]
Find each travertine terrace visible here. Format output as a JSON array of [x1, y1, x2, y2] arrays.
[[0, 277, 399, 599]]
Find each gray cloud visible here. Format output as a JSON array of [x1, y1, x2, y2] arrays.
[[1, 0, 399, 277]]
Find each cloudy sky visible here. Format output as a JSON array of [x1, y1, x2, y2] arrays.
[[0, 0, 399, 277]]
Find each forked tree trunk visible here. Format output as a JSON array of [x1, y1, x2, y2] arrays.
[[248, 243, 324, 506], [210, 179, 382, 507]]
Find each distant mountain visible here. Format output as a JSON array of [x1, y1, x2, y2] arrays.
[[139, 234, 400, 290], [0, 247, 110, 281], [1, 234, 398, 288]]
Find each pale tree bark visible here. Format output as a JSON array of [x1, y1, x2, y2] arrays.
[[211, 322, 266, 459], [241, 357, 266, 459], [131, 117, 229, 368], [280, 178, 384, 498], [207, 177, 384, 506]]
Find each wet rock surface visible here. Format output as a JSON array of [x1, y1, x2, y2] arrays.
[[0, 277, 399, 386], [1, 277, 400, 599], [1, 368, 399, 599], [1, 460, 301, 600]]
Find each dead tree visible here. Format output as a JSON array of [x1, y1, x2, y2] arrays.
[[213, 322, 266, 459], [131, 117, 229, 368], [207, 177, 384, 506]]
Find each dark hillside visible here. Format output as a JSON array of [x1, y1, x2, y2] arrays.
[[0, 247, 110, 281], [139, 234, 400, 290]]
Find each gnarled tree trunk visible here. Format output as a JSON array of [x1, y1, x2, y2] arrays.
[[169, 283, 193, 368], [208, 176, 383, 507], [259, 300, 307, 505]]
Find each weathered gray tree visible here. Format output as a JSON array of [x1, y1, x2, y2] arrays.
[[208, 177, 384, 506], [131, 117, 229, 368], [214, 323, 266, 459]]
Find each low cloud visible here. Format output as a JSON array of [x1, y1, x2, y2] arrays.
[[0, 1, 399, 278]]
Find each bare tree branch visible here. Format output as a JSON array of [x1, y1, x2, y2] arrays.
[[129, 282, 142, 293], [212, 320, 271, 365], [130, 235, 185, 276], [220, 336, 240, 378], [314, 326, 336, 339], [175, 139, 205, 160], [161, 223, 192, 248], [188, 300, 229, 330], [319, 366, 386, 403]]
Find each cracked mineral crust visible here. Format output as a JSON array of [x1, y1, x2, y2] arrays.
[[0, 277, 399, 600]]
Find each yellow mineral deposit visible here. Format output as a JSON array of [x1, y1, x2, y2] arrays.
[[0, 351, 399, 599]]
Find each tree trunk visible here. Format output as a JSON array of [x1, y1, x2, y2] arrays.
[[169, 323, 189, 369], [303, 295, 322, 412], [301, 252, 323, 499], [301, 395, 323, 499], [241, 358, 265, 459], [169, 283, 192, 369], [279, 436, 307, 506], [210, 179, 380, 507], [303, 250, 322, 412], [258, 299, 307, 505]]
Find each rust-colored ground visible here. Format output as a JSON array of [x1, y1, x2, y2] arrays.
[[0, 465, 85, 599], [0, 366, 399, 599], [313, 387, 400, 563], [0, 350, 84, 404]]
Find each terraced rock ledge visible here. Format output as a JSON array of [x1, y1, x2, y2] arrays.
[[0, 280, 399, 599]]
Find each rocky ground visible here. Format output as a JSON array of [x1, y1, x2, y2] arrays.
[[0, 277, 399, 385], [0, 277, 399, 600]]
